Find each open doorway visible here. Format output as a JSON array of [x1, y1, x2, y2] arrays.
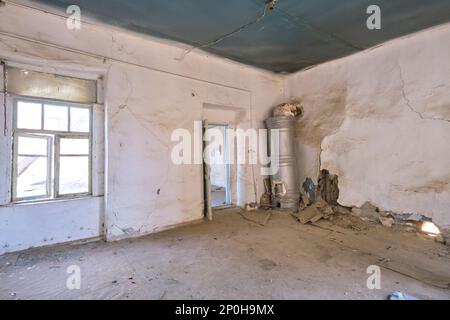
[[205, 124, 231, 209]]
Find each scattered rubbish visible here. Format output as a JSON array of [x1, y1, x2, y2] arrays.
[[292, 206, 322, 224], [333, 205, 352, 215], [302, 178, 316, 203], [379, 216, 395, 228], [238, 210, 272, 226], [272, 101, 303, 118], [389, 291, 418, 300], [378, 257, 390, 263], [292, 196, 334, 224], [351, 202, 380, 221], [315, 199, 334, 217], [245, 202, 258, 211]]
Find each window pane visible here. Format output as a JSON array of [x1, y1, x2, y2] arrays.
[[70, 107, 90, 132], [18, 136, 48, 156], [60, 138, 89, 155], [17, 156, 48, 198], [17, 101, 42, 129], [59, 156, 89, 195], [44, 105, 68, 131]]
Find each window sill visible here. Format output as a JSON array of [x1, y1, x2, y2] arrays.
[[1, 195, 103, 208]]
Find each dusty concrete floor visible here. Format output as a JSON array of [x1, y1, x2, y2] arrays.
[[0, 208, 449, 300]]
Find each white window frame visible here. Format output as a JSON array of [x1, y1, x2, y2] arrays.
[[12, 96, 93, 202], [54, 134, 92, 198], [12, 133, 53, 201]]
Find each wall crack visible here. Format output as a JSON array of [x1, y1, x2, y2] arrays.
[[176, 3, 272, 60], [397, 60, 450, 123]]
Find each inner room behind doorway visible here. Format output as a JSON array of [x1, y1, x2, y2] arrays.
[[208, 124, 231, 208]]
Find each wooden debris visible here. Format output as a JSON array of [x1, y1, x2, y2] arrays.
[[292, 205, 323, 224]]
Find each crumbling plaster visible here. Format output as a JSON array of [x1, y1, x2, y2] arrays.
[[285, 23, 450, 227]]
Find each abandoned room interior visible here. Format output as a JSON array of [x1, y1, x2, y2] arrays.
[[0, 0, 449, 302]]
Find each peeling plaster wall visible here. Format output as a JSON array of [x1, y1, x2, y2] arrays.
[[285, 23, 450, 228], [0, 4, 283, 254]]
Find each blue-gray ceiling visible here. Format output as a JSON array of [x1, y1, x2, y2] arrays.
[[31, 0, 450, 73]]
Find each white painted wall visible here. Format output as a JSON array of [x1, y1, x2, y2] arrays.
[[0, 2, 283, 254], [285, 23, 450, 228], [0, 197, 103, 253]]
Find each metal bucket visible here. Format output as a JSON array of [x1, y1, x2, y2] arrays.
[[265, 116, 300, 209]]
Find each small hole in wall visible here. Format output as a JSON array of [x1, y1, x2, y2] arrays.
[[157, 188, 161, 195]]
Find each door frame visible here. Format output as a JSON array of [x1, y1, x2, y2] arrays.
[[202, 122, 232, 219]]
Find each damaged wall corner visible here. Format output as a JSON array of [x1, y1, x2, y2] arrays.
[[284, 22, 450, 228]]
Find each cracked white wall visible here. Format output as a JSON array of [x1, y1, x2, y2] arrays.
[[285, 23, 450, 228], [0, 3, 283, 254]]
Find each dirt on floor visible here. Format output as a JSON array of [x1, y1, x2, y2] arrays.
[[0, 208, 449, 300]]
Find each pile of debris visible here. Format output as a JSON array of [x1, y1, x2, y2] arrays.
[[290, 176, 448, 245], [349, 201, 447, 244], [259, 159, 448, 245], [293, 198, 447, 245]]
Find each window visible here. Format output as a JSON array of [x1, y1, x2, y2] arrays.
[[12, 98, 92, 201]]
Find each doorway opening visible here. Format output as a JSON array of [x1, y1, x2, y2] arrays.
[[206, 124, 231, 209]]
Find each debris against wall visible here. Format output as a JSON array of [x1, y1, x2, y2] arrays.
[[286, 23, 450, 228], [317, 169, 339, 205]]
